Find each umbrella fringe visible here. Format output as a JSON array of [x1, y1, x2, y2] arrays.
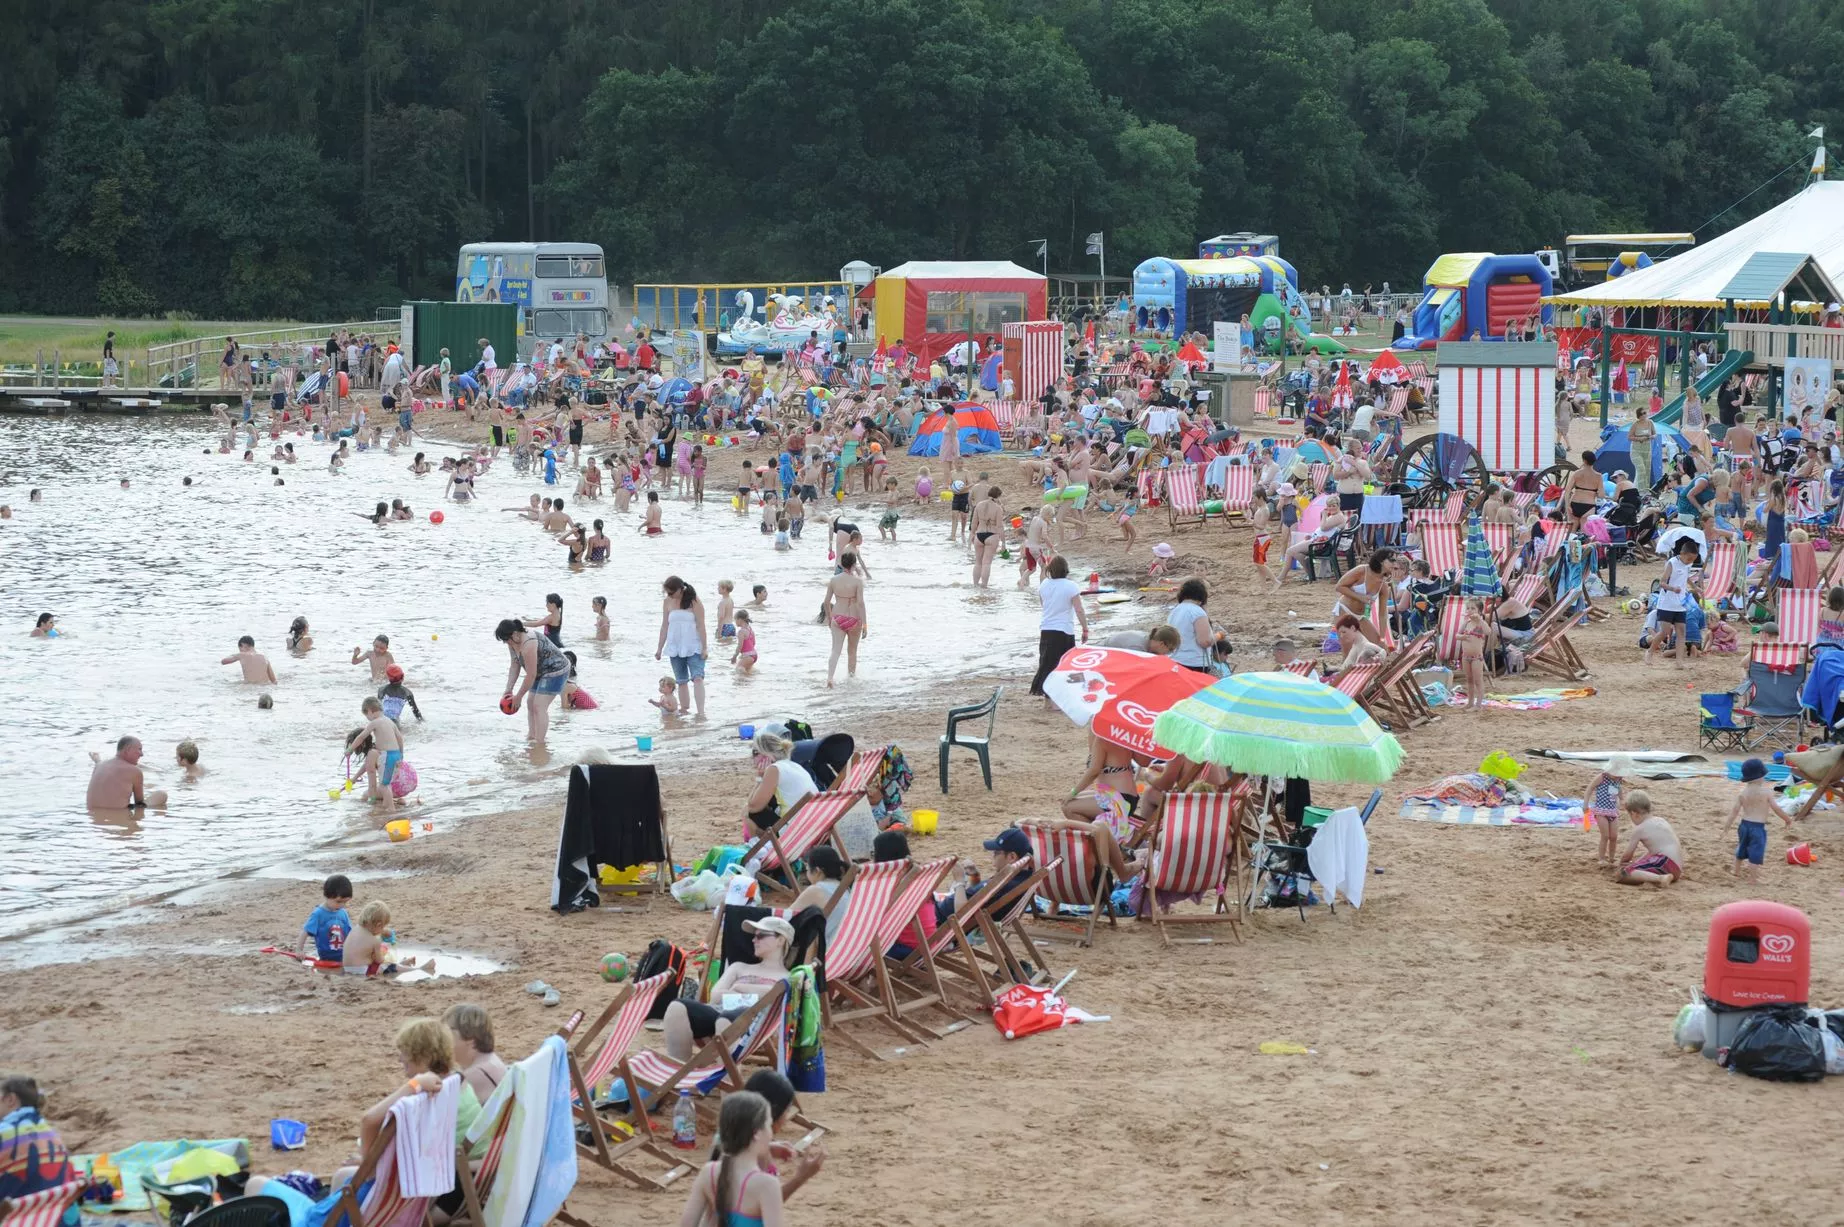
[[1150, 722, 1405, 785]]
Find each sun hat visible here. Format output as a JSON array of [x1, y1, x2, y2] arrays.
[[1152, 542, 1176, 558]]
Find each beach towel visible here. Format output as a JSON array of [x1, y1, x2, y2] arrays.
[[1305, 806, 1368, 907], [1447, 687, 1596, 711], [66, 1141, 248, 1212], [1397, 798, 1585, 826], [471, 1037, 560, 1227], [521, 1036, 575, 1227], [1402, 772, 1509, 807], [388, 1075, 460, 1198]]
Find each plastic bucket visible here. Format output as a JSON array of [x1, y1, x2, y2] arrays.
[[385, 820, 412, 842], [270, 1119, 307, 1150], [637, 736, 654, 752], [739, 724, 756, 740], [910, 809, 939, 835]]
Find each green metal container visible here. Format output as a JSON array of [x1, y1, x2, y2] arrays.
[[406, 301, 518, 373]]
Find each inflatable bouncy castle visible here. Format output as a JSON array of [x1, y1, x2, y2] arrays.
[[1130, 255, 1345, 353], [1394, 253, 1553, 350]]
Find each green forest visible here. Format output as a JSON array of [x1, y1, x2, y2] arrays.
[[1, 0, 1839, 319]]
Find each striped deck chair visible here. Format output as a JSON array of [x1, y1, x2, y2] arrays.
[[1523, 587, 1590, 681], [453, 1077, 518, 1227], [1534, 526, 1567, 564], [1480, 522, 1516, 577], [1282, 658, 1321, 679], [1417, 522, 1462, 579], [1511, 491, 1537, 511], [864, 856, 967, 1036], [1166, 463, 1205, 528], [816, 859, 921, 1055], [1444, 490, 1469, 521], [1779, 541, 1821, 592], [1253, 387, 1276, 417], [1022, 825, 1114, 947], [893, 857, 1033, 1011], [1407, 361, 1430, 381], [1306, 463, 1333, 493], [1143, 791, 1244, 945], [1385, 387, 1409, 416], [563, 973, 674, 1184], [975, 855, 1061, 987], [1778, 588, 1822, 646], [0, 1184, 83, 1227], [1137, 465, 1164, 508], [323, 1118, 431, 1227], [1371, 633, 1437, 726], [831, 750, 881, 796], [1329, 661, 1384, 715], [1702, 541, 1739, 606], [1220, 464, 1255, 520], [1751, 641, 1806, 672], [1436, 594, 1467, 664], [738, 789, 862, 898], [624, 981, 790, 1117], [1510, 572, 1550, 610]]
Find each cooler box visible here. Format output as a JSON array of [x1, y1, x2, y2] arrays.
[[1701, 900, 1810, 1059]]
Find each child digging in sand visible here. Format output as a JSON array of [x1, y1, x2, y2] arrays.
[[1586, 755, 1632, 866], [1615, 791, 1684, 886], [342, 900, 425, 975], [1723, 757, 1794, 884]]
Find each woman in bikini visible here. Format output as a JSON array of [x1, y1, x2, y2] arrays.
[[1061, 726, 1149, 825], [1334, 548, 1394, 622], [970, 485, 1005, 588], [1563, 449, 1602, 527], [822, 551, 867, 688], [444, 456, 476, 502]]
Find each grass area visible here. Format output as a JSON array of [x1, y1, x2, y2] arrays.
[[0, 318, 304, 368]]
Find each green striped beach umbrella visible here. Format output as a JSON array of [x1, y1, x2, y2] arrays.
[[1151, 670, 1405, 784], [1461, 513, 1503, 599]]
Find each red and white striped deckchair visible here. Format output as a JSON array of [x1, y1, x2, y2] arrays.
[[1702, 541, 1739, 605], [1480, 522, 1516, 576], [1385, 387, 1409, 416], [1534, 526, 1567, 563], [1511, 491, 1537, 510], [1406, 361, 1430, 381], [1752, 641, 1806, 672], [0, 1184, 83, 1227], [1367, 592, 1398, 651], [1220, 465, 1255, 518], [1436, 595, 1467, 664], [1330, 661, 1383, 705], [1778, 588, 1823, 645], [1444, 490, 1469, 521], [323, 1119, 432, 1227], [624, 981, 790, 1107], [815, 860, 917, 1054], [1305, 463, 1333, 493], [1282, 658, 1321, 678], [831, 751, 881, 796], [1023, 825, 1113, 947], [894, 857, 1039, 1011], [865, 856, 964, 1036], [1510, 572, 1550, 610], [739, 790, 863, 896], [1137, 465, 1164, 507], [1418, 522, 1461, 577], [453, 1092, 517, 1227], [1253, 387, 1277, 417], [1166, 463, 1205, 528], [564, 973, 674, 1182], [1143, 791, 1243, 944]]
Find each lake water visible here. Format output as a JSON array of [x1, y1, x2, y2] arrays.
[[0, 416, 1086, 947]]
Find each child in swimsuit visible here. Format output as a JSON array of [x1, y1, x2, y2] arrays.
[[732, 611, 758, 673], [715, 581, 736, 640], [1116, 494, 1138, 551], [1458, 600, 1489, 711], [593, 595, 610, 641], [915, 466, 934, 504], [878, 509, 900, 541], [1586, 756, 1630, 866]]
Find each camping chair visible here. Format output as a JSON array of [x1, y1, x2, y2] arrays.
[[737, 790, 863, 900], [1021, 824, 1118, 947], [1698, 691, 1754, 752], [1166, 463, 1205, 528], [1523, 587, 1590, 681], [0, 1184, 85, 1227], [175, 1200, 290, 1227], [1249, 788, 1382, 921], [1741, 652, 1809, 749], [892, 857, 1036, 1011], [939, 685, 1003, 792], [1141, 791, 1244, 945], [561, 973, 675, 1186], [815, 859, 927, 1055]]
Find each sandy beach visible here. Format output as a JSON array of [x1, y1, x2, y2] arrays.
[[10, 406, 1844, 1225]]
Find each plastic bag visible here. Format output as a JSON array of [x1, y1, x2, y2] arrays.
[[1478, 750, 1527, 782], [1722, 1008, 1828, 1081], [1823, 1028, 1844, 1076], [1673, 1002, 1709, 1052], [668, 869, 725, 911]]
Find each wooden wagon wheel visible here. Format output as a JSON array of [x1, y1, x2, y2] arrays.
[[1392, 431, 1492, 514]]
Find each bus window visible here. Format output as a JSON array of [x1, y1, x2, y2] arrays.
[[536, 255, 605, 279]]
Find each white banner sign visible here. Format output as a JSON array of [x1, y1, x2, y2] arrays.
[[1212, 321, 1242, 372], [1785, 356, 1832, 420]]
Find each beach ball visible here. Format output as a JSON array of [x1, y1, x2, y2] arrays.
[[499, 695, 519, 715], [599, 951, 630, 983], [429, 510, 444, 524], [1788, 842, 1816, 867]]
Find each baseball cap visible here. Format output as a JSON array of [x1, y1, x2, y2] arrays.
[[385, 664, 405, 682], [982, 828, 1032, 857], [742, 916, 795, 942], [1740, 758, 1767, 782]]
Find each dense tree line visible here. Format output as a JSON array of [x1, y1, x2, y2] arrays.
[[1, 0, 1839, 319]]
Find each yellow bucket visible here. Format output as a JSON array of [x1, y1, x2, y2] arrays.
[[385, 819, 413, 842], [910, 809, 939, 835], [599, 864, 645, 886]]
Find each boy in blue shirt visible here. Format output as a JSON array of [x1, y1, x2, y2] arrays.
[[303, 874, 353, 963]]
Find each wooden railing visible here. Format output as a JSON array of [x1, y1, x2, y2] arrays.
[[1724, 322, 1844, 367], [145, 319, 400, 390]]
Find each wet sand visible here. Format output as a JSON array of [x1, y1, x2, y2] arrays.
[[10, 408, 1844, 1224]]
